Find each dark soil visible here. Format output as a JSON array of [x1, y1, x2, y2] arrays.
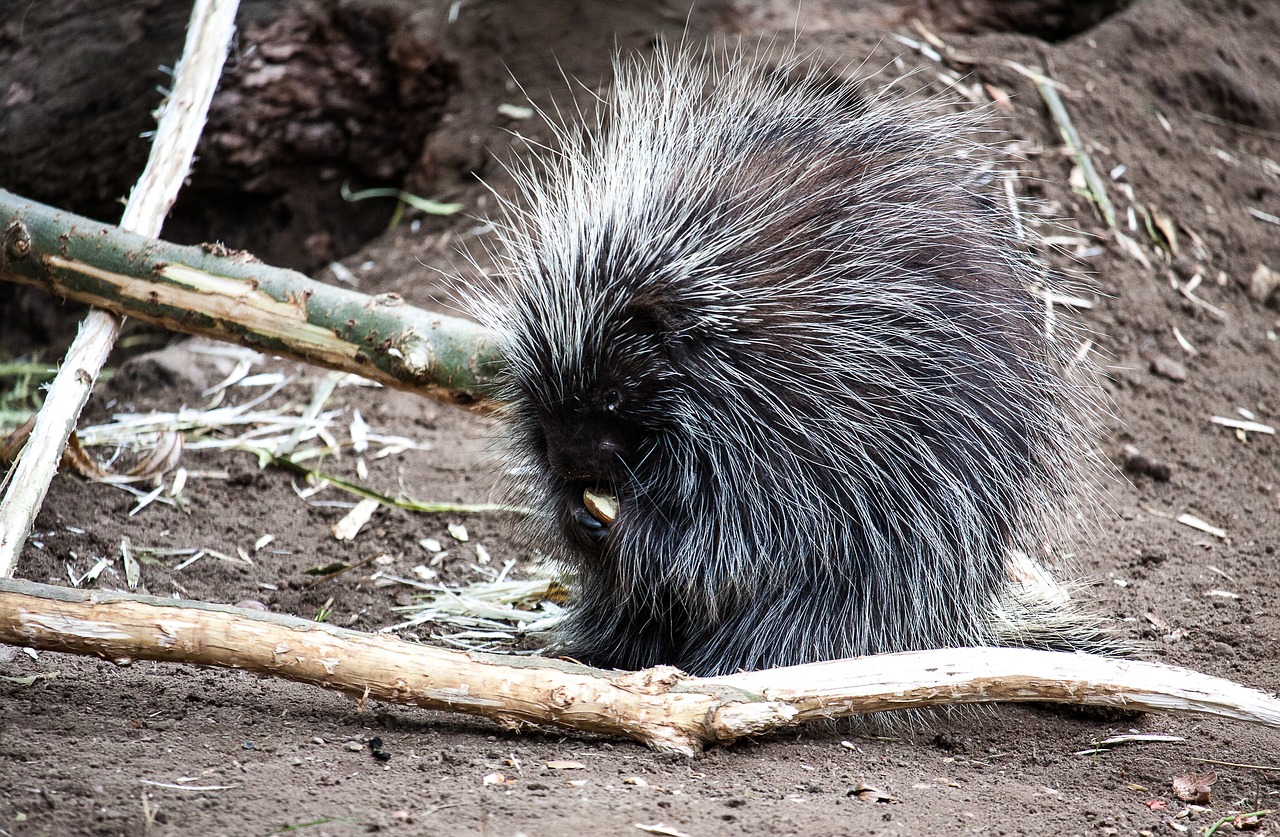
[[2, 0, 1279, 835]]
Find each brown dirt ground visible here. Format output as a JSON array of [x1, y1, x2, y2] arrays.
[[3, 0, 1280, 835]]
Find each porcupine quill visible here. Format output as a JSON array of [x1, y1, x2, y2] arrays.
[[469, 44, 1112, 676]]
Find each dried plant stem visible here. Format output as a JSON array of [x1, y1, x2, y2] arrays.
[[0, 0, 241, 578], [1035, 74, 1116, 229], [1, 578, 1277, 756]]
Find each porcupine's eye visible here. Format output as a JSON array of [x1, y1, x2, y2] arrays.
[[601, 388, 622, 412]]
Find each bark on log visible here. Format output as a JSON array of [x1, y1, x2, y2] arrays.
[[2, 578, 1277, 756]]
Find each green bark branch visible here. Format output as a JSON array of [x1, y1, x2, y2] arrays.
[[0, 189, 505, 410]]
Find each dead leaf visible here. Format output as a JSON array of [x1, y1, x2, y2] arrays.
[[0, 672, 58, 686], [304, 561, 351, 576], [1233, 811, 1266, 831], [545, 760, 586, 770], [1150, 207, 1180, 255], [126, 430, 184, 479], [1, 420, 184, 483], [59, 432, 110, 480], [1170, 771, 1215, 803], [1146, 799, 1168, 811], [0, 417, 35, 463]]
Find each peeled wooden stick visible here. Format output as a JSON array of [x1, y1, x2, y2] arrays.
[[2, 578, 1277, 755], [0, 0, 240, 577]]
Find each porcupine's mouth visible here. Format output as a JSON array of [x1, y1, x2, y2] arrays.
[[568, 483, 619, 546]]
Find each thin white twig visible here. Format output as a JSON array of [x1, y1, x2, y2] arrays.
[[0, 0, 240, 577]]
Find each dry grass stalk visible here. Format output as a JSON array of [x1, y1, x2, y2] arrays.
[[1034, 74, 1117, 228]]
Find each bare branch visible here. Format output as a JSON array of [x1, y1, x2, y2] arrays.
[[2, 578, 1276, 755]]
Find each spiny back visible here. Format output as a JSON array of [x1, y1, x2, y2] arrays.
[[473, 45, 1100, 675]]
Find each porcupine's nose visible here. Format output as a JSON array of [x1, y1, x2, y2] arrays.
[[544, 423, 627, 482]]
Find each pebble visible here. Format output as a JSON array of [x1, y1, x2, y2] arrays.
[[1149, 354, 1187, 381]]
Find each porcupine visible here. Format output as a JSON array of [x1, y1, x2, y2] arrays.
[[470, 45, 1109, 677]]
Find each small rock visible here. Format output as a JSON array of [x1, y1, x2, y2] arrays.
[[1120, 445, 1173, 481], [1249, 263, 1279, 304], [1149, 354, 1187, 381]]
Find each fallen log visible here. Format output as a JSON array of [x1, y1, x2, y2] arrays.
[[2, 577, 1277, 756]]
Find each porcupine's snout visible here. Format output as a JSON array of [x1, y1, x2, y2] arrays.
[[538, 409, 630, 548]]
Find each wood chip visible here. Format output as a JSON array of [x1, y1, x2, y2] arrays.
[[1176, 514, 1226, 539], [139, 780, 239, 792], [120, 537, 140, 590], [1114, 230, 1153, 268], [1073, 734, 1185, 755], [350, 409, 369, 453], [170, 466, 188, 497], [1247, 207, 1280, 225], [332, 498, 380, 541], [635, 825, 692, 837], [1210, 416, 1276, 435]]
